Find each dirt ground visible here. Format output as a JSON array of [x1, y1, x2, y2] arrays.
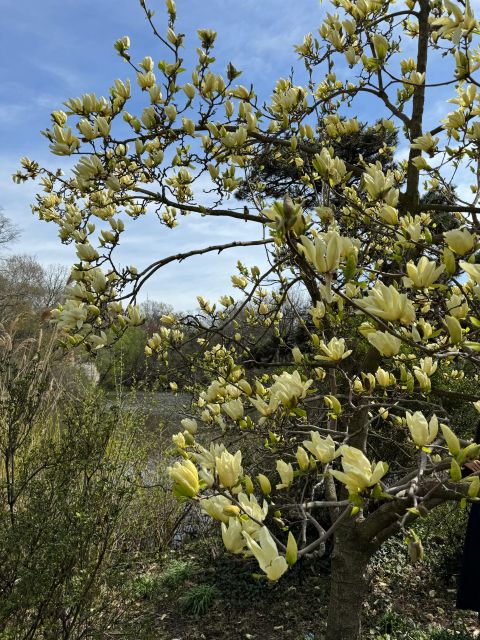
[[115, 534, 479, 640]]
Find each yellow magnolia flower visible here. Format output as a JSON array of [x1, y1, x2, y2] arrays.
[[164, 104, 177, 122], [460, 260, 480, 283], [215, 450, 243, 488], [353, 377, 364, 393], [324, 394, 342, 416], [362, 164, 398, 204], [243, 475, 254, 495], [249, 395, 279, 418], [200, 495, 232, 523], [411, 155, 430, 170], [398, 214, 425, 244], [221, 517, 246, 554], [375, 367, 394, 387], [242, 527, 289, 581], [469, 476, 480, 498], [416, 357, 437, 377], [168, 459, 200, 498], [263, 198, 305, 237], [238, 492, 268, 536], [303, 431, 336, 464], [317, 337, 352, 361], [309, 301, 326, 328], [182, 117, 195, 135], [446, 292, 468, 319], [224, 506, 241, 519], [405, 257, 444, 288], [90, 268, 107, 293], [276, 460, 294, 489], [358, 282, 415, 325], [296, 446, 310, 471], [378, 204, 399, 225], [409, 71, 425, 85], [445, 315, 463, 344], [367, 330, 402, 357], [222, 398, 244, 421], [442, 109, 465, 130], [237, 379, 252, 396], [194, 442, 226, 471], [405, 411, 438, 448], [224, 505, 241, 518], [259, 302, 269, 315], [311, 147, 348, 186], [76, 242, 99, 262], [331, 445, 387, 493], [181, 418, 198, 434], [372, 33, 388, 59], [172, 432, 186, 448], [291, 346, 303, 363], [183, 82, 195, 100], [270, 370, 313, 408], [298, 231, 357, 274], [411, 132, 439, 154], [51, 300, 88, 331], [231, 275, 248, 289], [445, 229, 476, 255], [414, 369, 431, 392]]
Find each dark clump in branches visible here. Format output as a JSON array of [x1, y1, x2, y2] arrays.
[[235, 120, 398, 210]]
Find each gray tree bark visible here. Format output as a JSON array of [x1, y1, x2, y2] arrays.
[[325, 526, 374, 640]]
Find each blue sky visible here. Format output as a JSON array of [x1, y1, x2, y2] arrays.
[[0, 0, 322, 309], [1, 0, 478, 309]]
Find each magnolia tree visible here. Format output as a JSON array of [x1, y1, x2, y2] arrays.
[[14, 0, 480, 636]]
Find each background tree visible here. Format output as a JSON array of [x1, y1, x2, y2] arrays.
[[14, 0, 480, 637], [0, 209, 67, 322], [235, 119, 398, 209], [0, 209, 20, 250], [0, 255, 67, 315]]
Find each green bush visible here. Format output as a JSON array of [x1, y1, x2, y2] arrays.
[[161, 558, 194, 587], [413, 503, 468, 587], [125, 572, 164, 600], [0, 327, 178, 639], [371, 501, 468, 591], [179, 584, 218, 616]]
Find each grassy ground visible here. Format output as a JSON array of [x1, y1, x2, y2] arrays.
[[106, 520, 479, 640]]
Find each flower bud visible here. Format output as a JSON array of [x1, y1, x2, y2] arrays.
[[183, 83, 196, 100], [285, 531, 298, 565], [166, 0, 176, 14], [243, 475, 254, 495], [257, 473, 272, 495], [223, 505, 241, 517]]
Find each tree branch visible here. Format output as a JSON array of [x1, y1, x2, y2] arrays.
[[118, 238, 274, 301]]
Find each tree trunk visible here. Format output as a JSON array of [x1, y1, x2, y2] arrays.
[[325, 528, 373, 640]]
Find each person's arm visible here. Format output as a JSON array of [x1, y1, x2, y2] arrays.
[[464, 460, 480, 475]]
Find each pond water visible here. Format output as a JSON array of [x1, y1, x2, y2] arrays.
[[107, 390, 191, 439]]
